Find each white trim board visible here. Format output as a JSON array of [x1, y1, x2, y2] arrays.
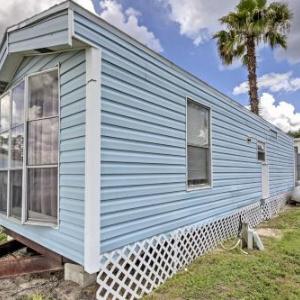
[[84, 47, 102, 274]]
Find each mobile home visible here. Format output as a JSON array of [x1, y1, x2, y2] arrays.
[[0, 1, 295, 299]]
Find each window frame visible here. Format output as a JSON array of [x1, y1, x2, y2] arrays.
[[0, 67, 60, 228], [9, 80, 24, 222], [186, 97, 213, 191], [0, 90, 11, 216], [257, 141, 266, 163]]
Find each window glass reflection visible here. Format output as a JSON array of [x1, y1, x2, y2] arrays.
[[27, 118, 58, 166], [0, 171, 7, 214], [28, 70, 58, 120], [12, 82, 25, 127], [27, 167, 57, 222], [11, 126, 24, 168], [10, 170, 22, 219], [0, 132, 9, 169], [0, 94, 10, 131]]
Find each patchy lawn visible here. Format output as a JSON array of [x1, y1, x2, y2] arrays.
[[145, 206, 300, 300]]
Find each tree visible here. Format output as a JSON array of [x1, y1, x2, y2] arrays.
[[213, 0, 292, 115], [288, 130, 300, 138]]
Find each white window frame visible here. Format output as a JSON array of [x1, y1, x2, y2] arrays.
[[257, 141, 266, 163], [186, 97, 213, 191], [0, 91, 11, 217], [0, 67, 60, 228], [8, 80, 24, 222]]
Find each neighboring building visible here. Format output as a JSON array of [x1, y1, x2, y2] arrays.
[[0, 1, 295, 299]]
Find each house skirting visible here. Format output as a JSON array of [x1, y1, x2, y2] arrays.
[[96, 192, 289, 300]]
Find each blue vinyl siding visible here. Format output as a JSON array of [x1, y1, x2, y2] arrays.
[[0, 50, 86, 264], [74, 12, 294, 254], [8, 11, 69, 53], [0, 42, 7, 71]]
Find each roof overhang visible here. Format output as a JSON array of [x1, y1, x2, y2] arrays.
[[0, 0, 90, 94]]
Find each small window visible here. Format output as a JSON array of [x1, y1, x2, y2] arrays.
[[187, 98, 211, 189], [257, 141, 266, 162]]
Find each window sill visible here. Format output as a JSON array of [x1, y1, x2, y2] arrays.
[[25, 220, 58, 229], [0, 214, 58, 229], [186, 184, 212, 192]]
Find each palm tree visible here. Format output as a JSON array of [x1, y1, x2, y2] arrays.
[[213, 0, 292, 115]]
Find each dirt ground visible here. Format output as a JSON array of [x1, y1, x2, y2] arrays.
[[0, 271, 98, 300]]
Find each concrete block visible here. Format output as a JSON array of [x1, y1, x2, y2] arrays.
[[64, 263, 97, 288], [253, 232, 265, 251], [247, 229, 254, 250]]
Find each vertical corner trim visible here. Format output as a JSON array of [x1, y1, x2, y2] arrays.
[[67, 8, 75, 46], [84, 47, 102, 274]]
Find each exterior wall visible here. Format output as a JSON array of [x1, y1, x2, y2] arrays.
[[74, 12, 295, 255], [8, 11, 70, 53], [0, 50, 86, 264]]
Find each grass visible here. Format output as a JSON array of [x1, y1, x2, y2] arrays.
[[0, 228, 7, 245], [145, 207, 300, 300]]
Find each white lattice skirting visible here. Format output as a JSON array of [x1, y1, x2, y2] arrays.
[[96, 193, 289, 300]]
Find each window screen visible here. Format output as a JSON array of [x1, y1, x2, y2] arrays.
[[187, 99, 211, 188]]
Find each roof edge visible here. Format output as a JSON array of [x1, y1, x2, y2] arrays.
[[7, 1, 70, 33], [69, 1, 292, 140]]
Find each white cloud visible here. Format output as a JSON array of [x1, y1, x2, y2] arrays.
[[218, 59, 242, 71], [233, 72, 300, 95], [275, 0, 300, 64], [99, 0, 163, 52], [159, 0, 237, 45], [260, 92, 300, 132], [0, 0, 95, 40]]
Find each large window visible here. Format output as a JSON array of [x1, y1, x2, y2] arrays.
[[186, 98, 211, 189], [0, 69, 59, 225]]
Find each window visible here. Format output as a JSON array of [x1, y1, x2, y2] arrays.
[[10, 81, 24, 219], [0, 69, 59, 225], [0, 94, 9, 214], [187, 98, 211, 189], [257, 141, 266, 162], [27, 70, 59, 224]]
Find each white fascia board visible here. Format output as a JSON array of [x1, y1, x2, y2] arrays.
[[68, 8, 75, 47], [7, 1, 70, 33], [84, 47, 101, 274]]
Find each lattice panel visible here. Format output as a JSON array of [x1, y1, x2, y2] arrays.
[[262, 193, 288, 220], [97, 193, 289, 300]]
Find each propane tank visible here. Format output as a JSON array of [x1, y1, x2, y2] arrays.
[[291, 181, 300, 203]]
